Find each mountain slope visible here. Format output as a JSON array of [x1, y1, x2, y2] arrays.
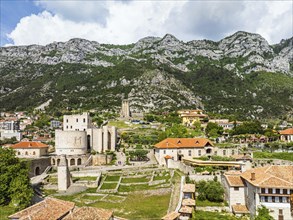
[[0, 31, 292, 118]]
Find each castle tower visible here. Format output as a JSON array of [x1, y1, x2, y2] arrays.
[[57, 155, 72, 191], [121, 99, 131, 118]]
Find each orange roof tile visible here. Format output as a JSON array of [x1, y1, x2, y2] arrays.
[[11, 141, 48, 149], [182, 198, 196, 206], [224, 175, 245, 187], [63, 207, 113, 220], [279, 128, 293, 135], [155, 138, 213, 149], [164, 155, 173, 159], [179, 206, 193, 214], [8, 197, 75, 220], [183, 184, 195, 193], [241, 165, 293, 188], [232, 204, 250, 214], [161, 211, 180, 220]]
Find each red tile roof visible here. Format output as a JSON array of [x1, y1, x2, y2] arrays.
[[224, 175, 245, 187], [63, 207, 113, 220], [279, 128, 293, 135], [155, 138, 213, 149], [232, 204, 250, 214], [11, 141, 48, 149], [8, 197, 75, 220], [241, 165, 293, 188]]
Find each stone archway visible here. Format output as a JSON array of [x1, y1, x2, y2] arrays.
[[35, 167, 40, 176], [70, 158, 75, 166]]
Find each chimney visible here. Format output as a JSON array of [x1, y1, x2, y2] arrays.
[[251, 172, 256, 181]]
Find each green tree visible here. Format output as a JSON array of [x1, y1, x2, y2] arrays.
[[0, 147, 33, 210], [205, 122, 223, 137], [232, 121, 264, 135], [254, 206, 274, 220]]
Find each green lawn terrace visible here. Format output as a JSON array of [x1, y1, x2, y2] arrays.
[[43, 168, 180, 220]]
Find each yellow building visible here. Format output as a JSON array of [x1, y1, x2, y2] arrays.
[[178, 109, 207, 126]]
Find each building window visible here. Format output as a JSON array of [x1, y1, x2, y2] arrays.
[[234, 187, 239, 191], [279, 209, 283, 215], [276, 189, 280, 194], [214, 151, 217, 155], [17, 151, 20, 155], [279, 197, 283, 203], [179, 150, 181, 154], [188, 150, 191, 156], [264, 197, 268, 202], [282, 189, 287, 194], [260, 196, 265, 202], [70, 126, 72, 129], [163, 150, 166, 154], [33, 151, 36, 155], [66, 126, 68, 129], [268, 188, 272, 194], [83, 118, 86, 123], [76, 118, 78, 122], [223, 150, 226, 156], [261, 188, 266, 193], [272, 196, 275, 203], [198, 150, 201, 156], [66, 119, 68, 123], [25, 151, 28, 155], [231, 150, 235, 155]]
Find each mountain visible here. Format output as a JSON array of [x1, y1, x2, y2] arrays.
[[0, 31, 292, 119]]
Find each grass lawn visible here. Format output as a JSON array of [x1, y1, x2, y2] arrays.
[[153, 174, 170, 181], [91, 192, 171, 220], [118, 184, 151, 192], [100, 182, 117, 190], [46, 176, 57, 184], [81, 194, 104, 201], [193, 210, 246, 220], [196, 199, 226, 207], [104, 195, 125, 202], [0, 206, 16, 219], [254, 152, 293, 162], [105, 175, 120, 182], [121, 177, 149, 183]]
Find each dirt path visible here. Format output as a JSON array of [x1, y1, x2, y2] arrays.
[[167, 172, 182, 212]]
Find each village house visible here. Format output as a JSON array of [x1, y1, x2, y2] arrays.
[[223, 165, 293, 219], [279, 128, 293, 142], [10, 141, 49, 158], [177, 109, 208, 126], [209, 119, 242, 130], [154, 138, 241, 166]]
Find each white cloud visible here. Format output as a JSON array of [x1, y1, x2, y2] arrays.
[[6, 1, 293, 46]]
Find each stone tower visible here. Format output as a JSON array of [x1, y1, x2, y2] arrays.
[[57, 155, 72, 191], [121, 99, 131, 118]]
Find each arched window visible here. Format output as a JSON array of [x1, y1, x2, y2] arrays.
[[18, 151, 20, 155], [52, 158, 55, 165], [33, 151, 36, 155], [25, 151, 28, 155], [70, 158, 75, 166], [77, 158, 82, 165], [57, 159, 60, 166]]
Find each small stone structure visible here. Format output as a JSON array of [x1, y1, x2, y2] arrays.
[[120, 99, 131, 118], [58, 155, 72, 191]]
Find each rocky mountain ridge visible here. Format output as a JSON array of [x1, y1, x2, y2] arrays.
[[0, 31, 292, 118]]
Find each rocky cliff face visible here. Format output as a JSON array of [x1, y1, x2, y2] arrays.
[[0, 31, 292, 118]]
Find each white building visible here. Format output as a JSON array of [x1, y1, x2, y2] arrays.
[[52, 113, 117, 167], [0, 120, 22, 141], [10, 141, 49, 158], [223, 165, 293, 219], [279, 128, 293, 142], [154, 138, 240, 166]]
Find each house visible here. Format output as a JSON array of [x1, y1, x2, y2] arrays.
[[63, 207, 113, 220], [178, 109, 207, 126], [279, 128, 293, 142], [183, 184, 196, 199], [209, 119, 242, 130], [10, 141, 49, 158], [223, 165, 293, 219], [154, 138, 214, 166], [8, 197, 75, 220]]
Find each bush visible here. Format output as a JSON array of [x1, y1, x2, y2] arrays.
[[196, 180, 224, 202]]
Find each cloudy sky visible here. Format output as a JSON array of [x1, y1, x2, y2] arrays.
[[0, 0, 292, 46]]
